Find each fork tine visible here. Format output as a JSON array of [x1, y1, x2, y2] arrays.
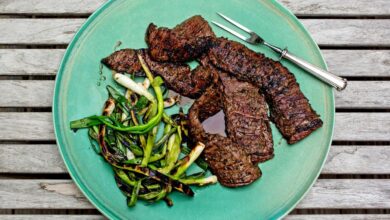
[[217, 12, 253, 34], [211, 21, 248, 42]]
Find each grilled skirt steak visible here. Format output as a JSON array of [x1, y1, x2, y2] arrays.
[[189, 84, 262, 187], [146, 15, 215, 62], [208, 38, 323, 144], [101, 49, 214, 98], [199, 55, 274, 163], [219, 71, 274, 163]]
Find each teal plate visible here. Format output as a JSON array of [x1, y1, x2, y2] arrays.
[[53, 0, 334, 219]]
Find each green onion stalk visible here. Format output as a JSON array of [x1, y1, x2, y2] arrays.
[[127, 180, 141, 207], [148, 123, 173, 162], [157, 129, 182, 174], [173, 142, 205, 178], [70, 55, 164, 134], [179, 175, 218, 186], [141, 126, 158, 167], [97, 107, 193, 196]]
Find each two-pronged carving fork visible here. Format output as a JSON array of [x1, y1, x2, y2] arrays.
[[212, 13, 347, 91]]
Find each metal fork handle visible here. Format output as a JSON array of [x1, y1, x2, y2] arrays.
[[264, 42, 347, 91]]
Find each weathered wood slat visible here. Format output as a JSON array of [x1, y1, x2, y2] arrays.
[[0, 113, 388, 141], [0, 216, 105, 220], [0, 19, 389, 46], [0, 113, 54, 140], [2, 145, 389, 174], [285, 215, 390, 220], [300, 19, 390, 47], [0, 19, 84, 44], [1, 179, 389, 209], [0, 81, 54, 107], [280, 0, 390, 16], [297, 179, 390, 209], [1, 49, 389, 77], [0, 0, 105, 14], [333, 113, 390, 141], [322, 50, 390, 78], [1, 0, 389, 16], [0, 80, 388, 109], [0, 49, 64, 75], [0, 145, 65, 173], [322, 145, 390, 174], [0, 180, 92, 209], [334, 81, 390, 109]]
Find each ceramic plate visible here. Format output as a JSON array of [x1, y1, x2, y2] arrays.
[[53, 0, 334, 219]]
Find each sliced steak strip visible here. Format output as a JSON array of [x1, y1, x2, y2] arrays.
[[208, 38, 323, 144], [173, 15, 216, 38], [189, 84, 262, 187], [219, 71, 274, 163], [101, 48, 142, 74], [101, 49, 214, 98], [199, 56, 274, 163], [145, 15, 215, 62]]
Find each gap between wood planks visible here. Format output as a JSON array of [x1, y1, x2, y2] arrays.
[[2, 173, 390, 180], [0, 209, 101, 215], [0, 107, 389, 113], [2, 13, 390, 19], [2, 44, 390, 50], [1, 209, 390, 215], [290, 209, 390, 215], [2, 75, 390, 81]]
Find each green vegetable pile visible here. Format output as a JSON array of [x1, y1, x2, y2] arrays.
[[70, 55, 217, 207]]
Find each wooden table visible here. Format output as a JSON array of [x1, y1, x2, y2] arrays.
[[0, 0, 389, 219]]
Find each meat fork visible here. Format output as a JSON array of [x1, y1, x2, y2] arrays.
[[212, 13, 347, 91]]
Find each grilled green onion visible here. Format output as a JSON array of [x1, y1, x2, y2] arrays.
[[173, 142, 205, 178]]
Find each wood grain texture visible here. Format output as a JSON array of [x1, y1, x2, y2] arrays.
[[322, 50, 390, 77], [0, 113, 54, 140], [1, 179, 390, 209], [335, 81, 390, 109], [1, 49, 389, 77], [0, 19, 84, 44], [0, 49, 64, 75], [285, 215, 390, 220], [1, 145, 389, 174], [1, 0, 389, 16], [0, 80, 388, 108], [301, 19, 390, 47], [333, 113, 390, 141], [0, 0, 105, 14], [0, 81, 54, 107], [297, 179, 390, 209], [0, 113, 388, 141], [0, 19, 389, 46], [322, 146, 390, 174], [0, 216, 105, 220], [280, 0, 390, 16], [0, 145, 65, 173], [0, 180, 92, 209]]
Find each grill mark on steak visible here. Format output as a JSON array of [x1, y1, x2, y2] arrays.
[[145, 15, 215, 62], [188, 84, 261, 187], [200, 55, 274, 163], [219, 71, 274, 163], [208, 38, 323, 144], [101, 49, 214, 99]]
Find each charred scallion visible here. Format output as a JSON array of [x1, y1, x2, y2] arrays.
[[69, 52, 217, 207]]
